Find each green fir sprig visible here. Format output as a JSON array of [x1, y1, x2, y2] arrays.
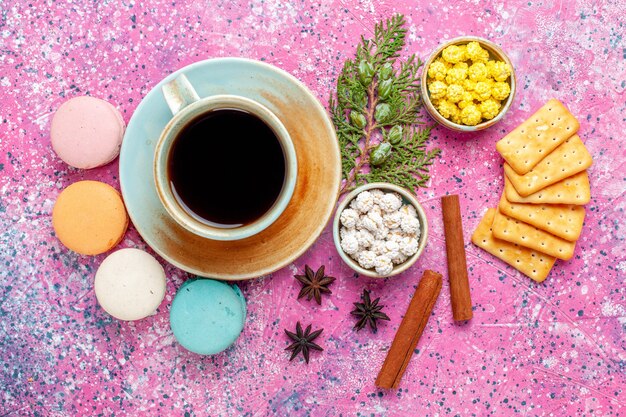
[[329, 14, 441, 194]]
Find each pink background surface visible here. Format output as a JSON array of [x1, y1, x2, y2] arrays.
[[1, 0, 625, 416]]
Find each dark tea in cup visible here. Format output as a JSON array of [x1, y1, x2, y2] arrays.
[[167, 109, 286, 228], [154, 74, 297, 241]]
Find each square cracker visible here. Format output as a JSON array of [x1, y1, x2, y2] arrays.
[[496, 99, 579, 175], [491, 208, 576, 260], [504, 172, 590, 205], [471, 208, 555, 282], [498, 194, 586, 241], [504, 134, 593, 197]]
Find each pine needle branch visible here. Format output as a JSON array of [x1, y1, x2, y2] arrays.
[[329, 14, 441, 194]]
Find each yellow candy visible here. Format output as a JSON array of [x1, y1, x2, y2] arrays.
[[437, 100, 460, 120], [436, 58, 453, 69], [446, 84, 465, 103], [454, 61, 469, 70], [428, 80, 448, 100], [466, 41, 486, 61], [457, 91, 475, 110], [490, 61, 512, 82], [445, 66, 468, 85], [460, 104, 482, 126], [442, 45, 467, 64], [479, 99, 501, 120], [492, 81, 511, 101], [476, 49, 490, 63], [427, 60, 448, 81], [474, 81, 492, 101], [469, 62, 488, 82], [463, 79, 477, 91]]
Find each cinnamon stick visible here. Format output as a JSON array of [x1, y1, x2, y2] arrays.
[[441, 195, 473, 321], [375, 270, 442, 389]]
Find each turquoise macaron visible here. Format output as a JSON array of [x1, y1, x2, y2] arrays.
[[170, 277, 246, 355]]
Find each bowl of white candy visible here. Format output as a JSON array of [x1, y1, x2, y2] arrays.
[[332, 182, 428, 278]]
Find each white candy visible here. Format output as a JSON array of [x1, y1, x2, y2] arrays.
[[374, 255, 394, 276], [391, 251, 408, 265], [356, 229, 374, 248], [384, 240, 400, 260], [370, 195, 384, 209], [354, 215, 363, 229], [340, 226, 357, 240], [400, 215, 420, 235], [360, 216, 379, 233], [354, 190, 374, 213], [387, 229, 404, 243], [366, 210, 383, 227], [368, 204, 382, 217], [341, 234, 360, 255], [357, 250, 377, 269], [379, 193, 403, 212], [384, 240, 400, 253], [369, 189, 385, 198], [383, 211, 402, 229], [373, 225, 389, 240], [400, 236, 419, 257], [340, 208, 359, 228], [370, 239, 386, 256], [400, 204, 417, 218]]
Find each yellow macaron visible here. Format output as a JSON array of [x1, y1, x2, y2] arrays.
[[52, 180, 129, 255]]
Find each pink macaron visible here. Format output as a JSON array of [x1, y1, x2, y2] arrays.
[[51, 96, 125, 169]]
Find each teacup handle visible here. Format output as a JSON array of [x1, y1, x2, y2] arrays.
[[162, 74, 201, 116]]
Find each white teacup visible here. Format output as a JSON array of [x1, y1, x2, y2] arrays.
[[154, 74, 297, 241]]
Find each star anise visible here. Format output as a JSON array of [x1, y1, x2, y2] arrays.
[[351, 289, 391, 333], [294, 265, 336, 305], [284, 321, 324, 363]]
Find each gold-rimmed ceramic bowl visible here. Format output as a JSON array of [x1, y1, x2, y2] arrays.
[[421, 36, 516, 132]]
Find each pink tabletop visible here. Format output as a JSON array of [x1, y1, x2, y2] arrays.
[[1, 1, 625, 416]]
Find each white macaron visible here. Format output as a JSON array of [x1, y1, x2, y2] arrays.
[[95, 248, 166, 321]]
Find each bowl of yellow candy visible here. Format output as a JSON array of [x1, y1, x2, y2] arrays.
[[421, 37, 516, 131]]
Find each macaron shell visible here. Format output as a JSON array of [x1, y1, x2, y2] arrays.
[[102, 100, 126, 166], [231, 284, 247, 326], [95, 248, 166, 321], [51, 96, 125, 169], [52, 180, 129, 255], [170, 278, 246, 355], [110, 100, 126, 135]]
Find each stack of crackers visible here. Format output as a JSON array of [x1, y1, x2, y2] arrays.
[[472, 99, 593, 282]]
